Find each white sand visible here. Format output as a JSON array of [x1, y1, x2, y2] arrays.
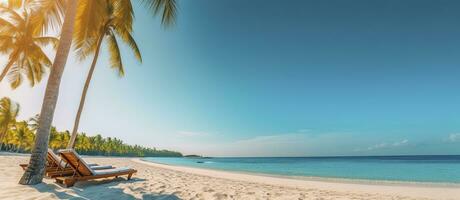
[[0, 154, 459, 200]]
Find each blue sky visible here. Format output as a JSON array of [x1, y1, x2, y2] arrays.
[[1, 0, 460, 156]]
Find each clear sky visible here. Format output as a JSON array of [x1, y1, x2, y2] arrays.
[[1, 0, 460, 157]]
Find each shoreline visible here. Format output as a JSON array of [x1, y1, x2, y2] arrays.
[[135, 158, 460, 200], [139, 158, 460, 188], [1, 154, 459, 199], [10, 151, 458, 187]]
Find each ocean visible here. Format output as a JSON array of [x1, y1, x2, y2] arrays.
[[143, 155, 460, 184]]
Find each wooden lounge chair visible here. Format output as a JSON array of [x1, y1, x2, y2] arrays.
[[55, 149, 137, 187], [20, 149, 113, 178]]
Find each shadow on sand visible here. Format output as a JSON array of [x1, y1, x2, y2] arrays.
[[32, 177, 182, 200]]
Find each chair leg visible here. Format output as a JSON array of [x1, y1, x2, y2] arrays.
[[55, 179, 63, 184], [63, 179, 76, 187]]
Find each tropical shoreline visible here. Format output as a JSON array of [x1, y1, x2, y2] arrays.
[[0, 154, 459, 199], [7, 152, 458, 187], [142, 156, 460, 186], [139, 158, 460, 188], [134, 158, 460, 200]]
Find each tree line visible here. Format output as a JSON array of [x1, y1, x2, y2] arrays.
[[0, 97, 182, 157]]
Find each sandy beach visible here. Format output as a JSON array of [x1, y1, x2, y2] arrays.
[[1, 154, 459, 200]]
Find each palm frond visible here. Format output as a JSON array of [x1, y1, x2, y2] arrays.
[[0, 18, 17, 34], [141, 0, 177, 27], [7, 0, 22, 9], [0, 98, 20, 133], [106, 32, 124, 77], [1, 50, 19, 79], [27, 0, 66, 34], [121, 29, 142, 63], [8, 62, 22, 89], [0, 5, 23, 27], [29, 43, 52, 67], [33, 36, 59, 49], [25, 55, 46, 86], [25, 59, 36, 87], [74, 36, 98, 60], [112, 26, 142, 63], [34, 61, 45, 83], [112, 0, 134, 32], [124, 32, 142, 63], [0, 35, 14, 53], [11, 101, 19, 120], [74, 0, 107, 55]]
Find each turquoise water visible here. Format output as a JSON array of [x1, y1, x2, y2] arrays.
[[143, 156, 460, 183]]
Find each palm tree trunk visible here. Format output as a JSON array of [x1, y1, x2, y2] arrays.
[[19, 0, 79, 185], [67, 34, 105, 149]]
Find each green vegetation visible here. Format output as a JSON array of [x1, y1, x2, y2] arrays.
[[0, 97, 182, 157]]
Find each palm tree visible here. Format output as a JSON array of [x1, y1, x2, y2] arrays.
[[0, 4, 59, 88], [19, 0, 77, 185], [21, 0, 177, 185], [28, 114, 39, 132], [0, 97, 20, 150], [11, 121, 34, 152], [93, 134, 103, 154], [48, 127, 60, 149], [67, 0, 142, 148], [74, 133, 91, 153]]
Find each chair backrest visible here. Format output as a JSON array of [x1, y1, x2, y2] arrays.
[[58, 149, 95, 176], [47, 149, 67, 168], [46, 150, 57, 167]]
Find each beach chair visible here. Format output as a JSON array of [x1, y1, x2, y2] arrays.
[[55, 149, 137, 187], [20, 149, 113, 178]]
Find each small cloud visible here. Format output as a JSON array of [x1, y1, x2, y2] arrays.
[[224, 131, 353, 156], [177, 131, 209, 137], [358, 139, 409, 151], [393, 139, 408, 146], [234, 134, 303, 145], [448, 133, 460, 142], [367, 142, 388, 151]]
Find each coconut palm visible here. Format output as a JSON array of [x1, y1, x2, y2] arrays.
[[10, 121, 34, 152], [67, 0, 177, 148], [0, 4, 59, 88], [19, 0, 77, 185], [28, 114, 39, 132], [47, 127, 61, 149], [74, 133, 91, 152], [21, 0, 177, 185], [0, 97, 20, 150], [3, 128, 16, 151], [67, 0, 142, 148]]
